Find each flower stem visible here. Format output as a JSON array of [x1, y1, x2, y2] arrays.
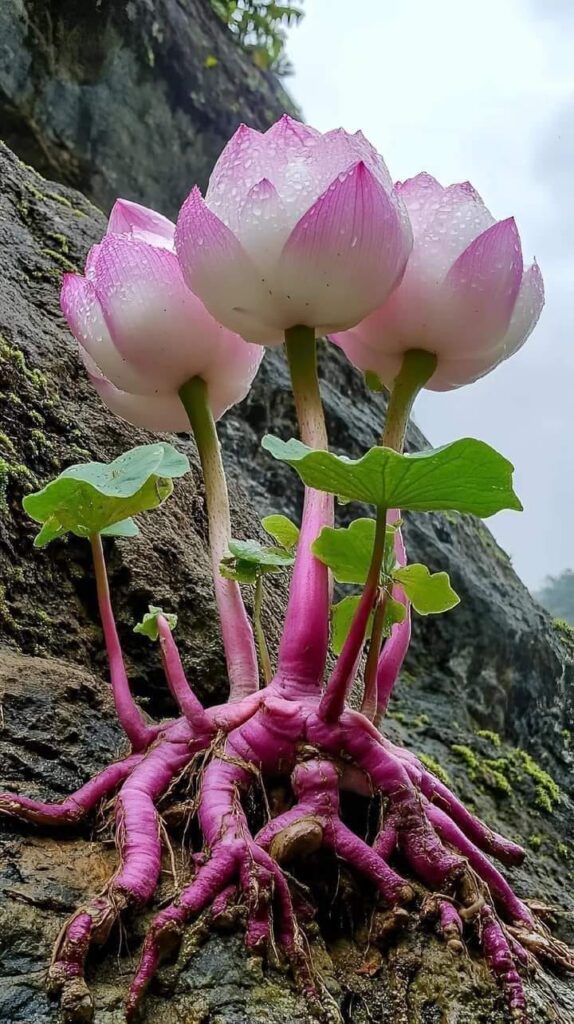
[[360, 587, 387, 720], [90, 534, 151, 751], [179, 377, 259, 700], [320, 349, 436, 723], [381, 349, 437, 452], [276, 326, 333, 692], [364, 349, 437, 720], [254, 577, 273, 684]]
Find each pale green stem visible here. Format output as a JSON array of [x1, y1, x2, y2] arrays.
[[361, 349, 437, 717], [254, 576, 273, 684], [179, 377, 259, 700]]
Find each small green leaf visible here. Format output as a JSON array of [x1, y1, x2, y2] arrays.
[[23, 443, 189, 546], [220, 537, 295, 584], [382, 596, 407, 636], [220, 560, 261, 584], [100, 518, 139, 538], [261, 513, 300, 550], [393, 563, 460, 615], [134, 604, 177, 641], [312, 519, 397, 585], [261, 435, 522, 518], [331, 595, 374, 656], [228, 539, 295, 568]]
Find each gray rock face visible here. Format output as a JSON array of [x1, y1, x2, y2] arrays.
[[0, 0, 294, 216], [0, 2, 573, 1019]]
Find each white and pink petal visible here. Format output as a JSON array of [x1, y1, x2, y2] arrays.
[[90, 235, 213, 391], [498, 261, 544, 359], [107, 199, 175, 249], [395, 173, 445, 237], [440, 217, 523, 351], [176, 186, 283, 344], [278, 162, 412, 332], [414, 181, 496, 283], [60, 272, 150, 394]]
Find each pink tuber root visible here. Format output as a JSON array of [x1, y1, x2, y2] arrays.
[[1, 624, 571, 1023]]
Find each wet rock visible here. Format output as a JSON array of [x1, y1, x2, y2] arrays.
[[0, 0, 294, 217]]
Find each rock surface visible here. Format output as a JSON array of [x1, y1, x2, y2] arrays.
[[0, 3, 573, 1017], [0, 0, 294, 216]]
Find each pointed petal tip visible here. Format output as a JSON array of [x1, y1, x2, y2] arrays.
[[526, 258, 544, 294], [443, 180, 485, 205], [107, 197, 175, 245], [60, 272, 89, 320], [397, 171, 442, 191]]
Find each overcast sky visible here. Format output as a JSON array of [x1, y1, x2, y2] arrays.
[[286, 0, 573, 588]]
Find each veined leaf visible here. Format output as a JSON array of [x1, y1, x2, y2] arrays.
[[100, 517, 139, 538], [382, 595, 407, 636], [23, 443, 189, 547], [134, 604, 177, 641], [220, 537, 295, 584], [312, 518, 397, 585], [393, 564, 460, 615], [261, 513, 300, 550], [261, 435, 522, 518]]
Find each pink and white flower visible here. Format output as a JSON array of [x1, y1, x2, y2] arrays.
[[60, 199, 264, 429], [175, 115, 413, 345], [332, 173, 544, 390]]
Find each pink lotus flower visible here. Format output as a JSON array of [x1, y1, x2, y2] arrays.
[[175, 115, 413, 345], [332, 173, 544, 390], [60, 199, 264, 429]]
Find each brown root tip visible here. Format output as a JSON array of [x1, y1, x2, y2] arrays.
[[460, 896, 486, 922], [399, 884, 416, 905], [376, 906, 410, 941], [446, 938, 465, 956], [212, 907, 243, 931], [269, 817, 324, 864], [59, 978, 94, 1024]]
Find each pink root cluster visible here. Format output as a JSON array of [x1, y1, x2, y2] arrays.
[[2, 490, 572, 1024], [1, 616, 572, 1023]]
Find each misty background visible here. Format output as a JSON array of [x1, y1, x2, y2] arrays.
[[285, 0, 573, 590]]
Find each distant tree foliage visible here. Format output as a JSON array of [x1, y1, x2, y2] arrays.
[[211, 1, 304, 74], [535, 569, 574, 624]]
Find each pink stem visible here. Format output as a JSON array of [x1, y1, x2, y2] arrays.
[[157, 616, 213, 736], [214, 572, 259, 702], [276, 489, 333, 690], [361, 507, 405, 721], [0, 753, 143, 825], [90, 534, 152, 751], [373, 513, 411, 727], [277, 327, 332, 692], [319, 511, 387, 722]]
